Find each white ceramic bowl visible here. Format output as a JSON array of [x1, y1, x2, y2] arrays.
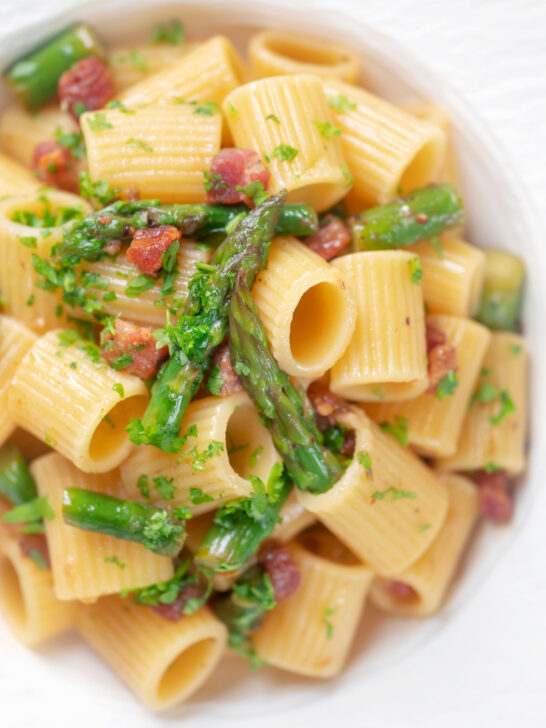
[[0, 2, 544, 727]]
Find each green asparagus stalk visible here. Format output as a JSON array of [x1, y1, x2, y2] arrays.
[[6, 25, 106, 110], [229, 270, 344, 494], [194, 465, 291, 573], [53, 199, 317, 267], [351, 184, 463, 251], [128, 192, 286, 453], [0, 444, 38, 506], [62, 488, 186, 557], [476, 249, 525, 331]]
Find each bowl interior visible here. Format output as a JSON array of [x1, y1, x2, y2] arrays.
[[0, 1, 544, 724]]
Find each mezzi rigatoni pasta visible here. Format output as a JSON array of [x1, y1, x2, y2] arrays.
[[109, 42, 192, 93], [0, 191, 92, 332], [0, 316, 37, 446], [120, 36, 243, 107], [222, 74, 350, 211], [365, 315, 491, 457], [436, 333, 528, 475], [0, 152, 40, 197], [31, 453, 174, 602], [0, 535, 76, 647], [248, 30, 360, 82], [77, 599, 227, 711], [254, 527, 373, 677], [8, 330, 149, 473], [370, 473, 479, 616], [407, 234, 486, 317], [297, 408, 449, 575], [251, 236, 356, 378], [121, 391, 281, 513], [323, 78, 445, 205], [81, 104, 222, 204], [330, 251, 428, 402]]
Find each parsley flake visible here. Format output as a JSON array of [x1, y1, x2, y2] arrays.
[[490, 390, 515, 426], [322, 606, 336, 639], [313, 120, 342, 139], [379, 417, 409, 447], [271, 144, 298, 162], [265, 113, 280, 124], [126, 137, 154, 152], [206, 364, 225, 396], [136, 474, 150, 499], [372, 487, 417, 502], [87, 112, 113, 132], [104, 556, 126, 569], [408, 256, 423, 284], [327, 94, 356, 112], [152, 476, 176, 500], [436, 370, 459, 401], [151, 19, 185, 45], [2, 495, 54, 525], [189, 487, 214, 505]]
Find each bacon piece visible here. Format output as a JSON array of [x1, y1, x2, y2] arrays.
[[58, 57, 114, 118], [474, 470, 513, 522], [425, 322, 457, 395], [126, 225, 181, 275], [303, 215, 351, 261], [307, 381, 348, 420], [32, 141, 79, 192], [151, 582, 206, 622], [259, 542, 300, 602], [101, 318, 168, 380], [383, 579, 416, 599], [19, 533, 51, 569], [205, 148, 270, 206], [208, 343, 243, 397], [426, 322, 446, 351]]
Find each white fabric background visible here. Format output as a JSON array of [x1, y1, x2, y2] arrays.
[[0, 1, 544, 726]]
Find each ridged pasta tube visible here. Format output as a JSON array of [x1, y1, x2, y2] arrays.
[[252, 236, 356, 378], [0, 316, 37, 446], [109, 41, 192, 93], [0, 152, 40, 197]]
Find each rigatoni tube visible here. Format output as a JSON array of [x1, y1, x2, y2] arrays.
[[252, 236, 356, 378], [0, 316, 37, 446], [0, 152, 40, 197], [330, 251, 428, 402], [8, 330, 149, 473]]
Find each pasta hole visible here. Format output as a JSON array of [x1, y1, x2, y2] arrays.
[[399, 139, 441, 194], [290, 281, 346, 371], [299, 524, 360, 565], [0, 555, 27, 632], [226, 403, 277, 482], [89, 395, 148, 464], [156, 638, 217, 705]]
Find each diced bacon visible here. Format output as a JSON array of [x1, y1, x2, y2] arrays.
[[58, 57, 114, 118], [151, 582, 206, 622], [32, 141, 79, 193], [474, 470, 513, 522], [208, 343, 243, 396], [426, 344, 457, 394], [303, 215, 351, 261], [19, 533, 50, 569], [426, 322, 446, 351], [383, 579, 416, 600], [126, 225, 181, 275], [340, 429, 356, 457], [307, 381, 348, 420], [259, 542, 300, 602], [101, 318, 168, 380], [205, 148, 270, 206]]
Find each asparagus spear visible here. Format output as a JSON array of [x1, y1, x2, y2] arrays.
[[194, 464, 291, 573], [476, 250, 525, 331], [6, 25, 105, 110], [128, 192, 286, 453], [229, 270, 344, 494], [53, 199, 318, 267], [62, 488, 187, 557], [351, 184, 463, 251], [0, 444, 38, 506]]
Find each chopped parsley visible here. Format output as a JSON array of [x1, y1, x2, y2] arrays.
[[471, 381, 500, 405], [44, 431, 57, 447], [136, 474, 150, 499], [206, 364, 225, 396], [265, 113, 280, 124], [184, 440, 224, 471], [87, 112, 113, 132], [126, 138, 154, 152], [510, 344, 522, 356], [19, 236, 37, 249], [26, 294, 35, 306], [131, 558, 210, 616], [371, 384, 384, 399], [152, 476, 176, 500], [379, 416, 409, 447], [313, 120, 342, 139], [109, 353, 134, 370], [490, 390, 515, 426], [28, 549, 48, 570], [323, 423, 347, 454], [113, 383, 125, 398], [2, 495, 54, 525], [115, 48, 148, 71], [436, 370, 459, 401], [126, 274, 156, 297], [236, 180, 269, 206], [106, 100, 134, 114], [150, 19, 185, 45], [372, 487, 417, 502], [340, 162, 353, 186], [271, 144, 298, 162], [249, 445, 264, 468], [357, 450, 372, 473], [203, 170, 229, 192], [327, 94, 356, 112], [79, 171, 120, 207], [419, 522, 431, 533], [485, 462, 503, 473], [55, 128, 86, 158], [104, 556, 126, 569], [193, 100, 220, 116], [322, 606, 336, 639], [408, 256, 423, 284], [189, 487, 214, 505]]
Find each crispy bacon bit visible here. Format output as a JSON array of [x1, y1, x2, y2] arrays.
[[303, 215, 351, 261], [415, 213, 429, 224], [19, 533, 50, 569], [383, 579, 416, 600], [101, 318, 168, 380], [151, 583, 206, 622], [209, 344, 243, 396], [307, 381, 348, 420], [58, 57, 114, 118], [126, 225, 181, 275], [474, 470, 513, 522], [205, 148, 270, 206], [259, 542, 300, 602], [425, 322, 457, 394], [32, 141, 79, 192]]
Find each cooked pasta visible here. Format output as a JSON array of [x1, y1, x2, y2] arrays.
[[248, 30, 360, 83], [330, 251, 428, 401], [31, 453, 174, 602], [370, 473, 479, 616], [8, 330, 149, 473], [365, 315, 491, 457], [252, 236, 356, 378], [0, 18, 530, 716], [222, 74, 350, 211]]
